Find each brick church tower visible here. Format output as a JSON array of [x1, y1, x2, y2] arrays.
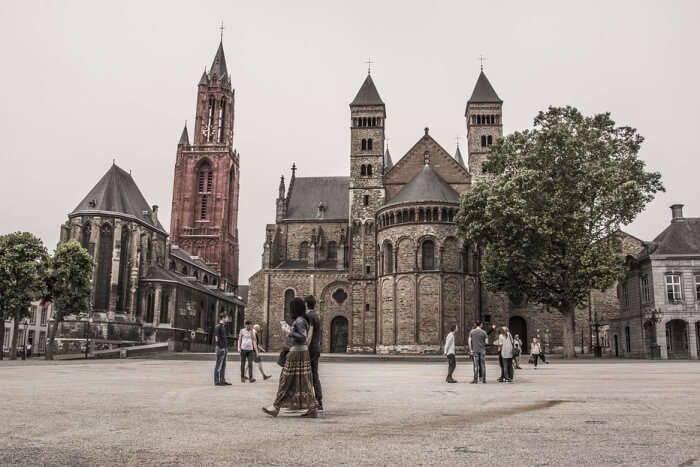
[[466, 69, 503, 183], [170, 41, 240, 291]]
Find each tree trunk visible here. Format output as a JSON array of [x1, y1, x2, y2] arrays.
[[560, 304, 577, 359], [46, 318, 60, 361], [9, 317, 19, 360]]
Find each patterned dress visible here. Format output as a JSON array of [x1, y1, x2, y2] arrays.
[[273, 316, 317, 410]]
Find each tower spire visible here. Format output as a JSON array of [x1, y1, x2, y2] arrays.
[[219, 21, 224, 42]]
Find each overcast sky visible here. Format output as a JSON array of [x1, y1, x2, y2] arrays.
[[1, 1, 698, 284]]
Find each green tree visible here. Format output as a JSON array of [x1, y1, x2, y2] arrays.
[[456, 107, 664, 358], [45, 241, 93, 360], [0, 232, 49, 360]]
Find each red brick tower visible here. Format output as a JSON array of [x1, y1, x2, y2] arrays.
[[170, 41, 240, 291]]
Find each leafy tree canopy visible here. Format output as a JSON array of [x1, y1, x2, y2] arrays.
[[46, 241, 93, 320], [456, 107, 664, 356], [0, 232, 49, 318]]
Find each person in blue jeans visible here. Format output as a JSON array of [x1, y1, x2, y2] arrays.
[[238, 321, 258, 383], [468, 321, 489, 384], [214, 313, 230, 386]]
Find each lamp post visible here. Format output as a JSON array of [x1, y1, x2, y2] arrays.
[[23, 318, 29, 360], [84, 316, 93, 359], [593, 311, 602, 358], [646, 308, 662, 360]]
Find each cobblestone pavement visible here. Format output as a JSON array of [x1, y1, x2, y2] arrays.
[[1, 358, 699, 466]]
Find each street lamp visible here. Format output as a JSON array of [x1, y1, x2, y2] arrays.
[[84, 316, 93, 359], [23, 318, 29, 360]]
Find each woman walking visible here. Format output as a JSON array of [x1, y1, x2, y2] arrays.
[[263, 298, 318, 418]]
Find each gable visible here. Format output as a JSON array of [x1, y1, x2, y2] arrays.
[[383, 133, 470, 201]]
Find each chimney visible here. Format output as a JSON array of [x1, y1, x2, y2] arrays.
[[670, 204, 684, 221], [151, 205, 159, 225]]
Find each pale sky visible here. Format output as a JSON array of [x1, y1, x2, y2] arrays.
[[1, 1, 698, 284]]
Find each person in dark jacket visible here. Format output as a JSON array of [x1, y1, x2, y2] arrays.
[[263, 298, 317, 418], [213, 314, 230, 386], [304, 295, 323, 412]]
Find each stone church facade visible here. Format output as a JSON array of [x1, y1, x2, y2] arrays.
[[58, 41, 245, 350]]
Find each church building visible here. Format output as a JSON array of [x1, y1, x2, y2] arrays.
[[248, 71, 507, 353], [58, 40, 245, 350]]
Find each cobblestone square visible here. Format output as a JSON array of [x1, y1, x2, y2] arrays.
[[1, 359, 699, 466]]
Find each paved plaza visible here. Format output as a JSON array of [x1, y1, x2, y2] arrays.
[[1, 358, 699, 466]]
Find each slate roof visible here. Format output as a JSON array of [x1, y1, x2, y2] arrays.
[[383, 164, 459, 208], [454, 146, 466, 169], [384, 147, 394, 172], [646, 218, 700, 256], [350, 74, 384, 106], [468, 71, 502, 104], [170, 245, 217, 276], [142, 266, 244, 305], [285, 177, 350, 220], [71, 164, 165, 232], [209, 42, 228, 80]]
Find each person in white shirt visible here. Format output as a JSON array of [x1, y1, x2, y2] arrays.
[[444, 324, 458, 383]]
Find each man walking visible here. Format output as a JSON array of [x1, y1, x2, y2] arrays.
[[214, 313, 230, 386], [238, 321, 257, 383], [444, 324, 457, 383], [304, 295, 323, 413], [468, 321, 489, 384]]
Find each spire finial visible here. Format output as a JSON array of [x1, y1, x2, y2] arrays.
[[478, 54, 486, 71], [291, 162, 297, 178], [365, 57, 374, 75], [219, 21, 224, 42], [455, 136, 460, 149], [112, 158, 115, 165]]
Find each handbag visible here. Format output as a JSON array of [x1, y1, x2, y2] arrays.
[[277, 349, 288, 367]]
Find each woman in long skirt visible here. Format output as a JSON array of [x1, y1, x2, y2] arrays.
[[263, 298, 317, 418]]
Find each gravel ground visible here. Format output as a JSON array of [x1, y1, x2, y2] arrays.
[[0, 358, 699, 466]]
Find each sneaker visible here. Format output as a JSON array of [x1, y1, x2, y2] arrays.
[[249, 378, 256, 383], [317, 402, 324, 411], [470, 380, 477, 384], [301, 410, 318, 418], [263, 374, 272, 380], [222, 381, 232, 386], [241, 377, 246, 383], [497, 378, 504, 383]]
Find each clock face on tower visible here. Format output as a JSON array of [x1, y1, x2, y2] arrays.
[[202, 124, 214, 138]]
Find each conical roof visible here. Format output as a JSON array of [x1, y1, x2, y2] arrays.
[[384, 164, 459, 208], [178, 125, 189, 145], [350, 74, 384, 106], [468, 71, 502, 104], [384, 147, 394, 171], [454, 146, 466, 168], [71, 164, 165, 231], [209, 42, 228, 79], [198, 70, 209, 86]]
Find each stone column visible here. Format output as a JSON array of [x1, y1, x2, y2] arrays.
[[108, 221, 122, 318], [657, 319, 668, 359], [153, 285, 162, 327], [688, 320, 698, 359], [169, 288, 177, 327], [128, 227, 140, 319], [90, 218, 101, 309]]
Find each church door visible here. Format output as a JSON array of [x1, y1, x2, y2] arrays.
[[509, 316, 527, 353], [330, 316, 349, 353]]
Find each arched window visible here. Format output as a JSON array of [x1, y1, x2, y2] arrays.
[[169, 260, 176, 270], [384, 243, 394, 274], [203, 275, 209, 285], [206, 96, 215, 142], [197, 161, 212, 220], [160, 291, 170, 324], [353, 118, 357, 127], [397, 211, 403, 223], [94, 223, 113, 311], [182, 265, 188, 275], [299, 241, 309, 261], [480, 135, 487, 147], [487, 135, 493, 145], [145, 289, 155, 323], [367, 138, 373, 150], [194, 271, 199, 280], [462, 246, 470, 273], [284, 289, 295, 325], [367, 164, 373, 176], [217, 98, 226, 143], [422, 240, 435, 270], [327, 241, 338, 260], [81, 223, 91, 251], [363, 195, 369, 206], [362, 117, 367, 127], [371, 117, 376, 126], [116, 226, 130, 311], [361, 139, 367, 150], [361, 164, 367, 176]]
